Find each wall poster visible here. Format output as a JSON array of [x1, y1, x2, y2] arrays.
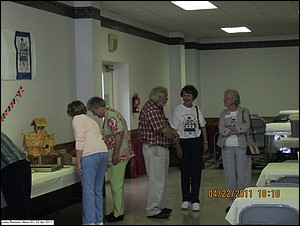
[[1, 29, 36, 80]]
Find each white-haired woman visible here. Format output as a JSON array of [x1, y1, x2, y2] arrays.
[[217, 89, 252, 213]]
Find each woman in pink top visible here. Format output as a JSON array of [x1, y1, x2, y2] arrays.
[[67, 100, 108, 225]]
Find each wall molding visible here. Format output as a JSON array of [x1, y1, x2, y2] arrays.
[[10, 1, 299, 50], [185, 40, 299, 50]]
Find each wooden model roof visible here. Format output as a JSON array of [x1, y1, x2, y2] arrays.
[[30, 118, 48, 127]]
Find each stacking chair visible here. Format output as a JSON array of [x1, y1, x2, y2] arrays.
[[283, 160, 298, 163], [239, 204, 299, 225], [276, 175, 299, 184]]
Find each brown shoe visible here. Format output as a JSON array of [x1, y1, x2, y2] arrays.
[[148, 212, 170, 218]]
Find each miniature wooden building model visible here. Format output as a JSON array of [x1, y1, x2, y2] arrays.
[[23, 118, 55, 163]]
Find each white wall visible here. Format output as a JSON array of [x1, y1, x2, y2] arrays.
[[97, 27, 170, 129], [1, 2, 170, 148], [1, 2, 76, 148], [199, 47, 299, 117]]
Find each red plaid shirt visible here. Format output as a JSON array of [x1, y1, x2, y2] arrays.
[[138, 100, 172, 148]]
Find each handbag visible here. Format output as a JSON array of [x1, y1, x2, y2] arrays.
[[246, 143, 260, 155], [242, 109, 260, 155]]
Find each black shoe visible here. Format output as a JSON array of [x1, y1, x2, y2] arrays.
[[106, 214, 124, 222], [105, 212, 114, 219], [225, 206, 231, 213], [148, 212, 170, 218], [161, 208, 172, 214]]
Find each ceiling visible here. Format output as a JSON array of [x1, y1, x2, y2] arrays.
[[99, 1, 299, 40]]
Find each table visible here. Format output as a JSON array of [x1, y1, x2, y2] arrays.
[[225, 187, 299, 225], [1, 165, 80, 208], [256, 162, 299, 186], [276, 137, 299, 148]]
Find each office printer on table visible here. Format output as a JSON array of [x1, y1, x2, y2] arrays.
[[265, 110, 299, 162]]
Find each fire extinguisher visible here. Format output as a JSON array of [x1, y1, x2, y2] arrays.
[[132, 93, 140, 113]]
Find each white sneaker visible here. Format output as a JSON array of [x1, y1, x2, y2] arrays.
[[181, 201, 190, 210], [192, 203, 200, 211]]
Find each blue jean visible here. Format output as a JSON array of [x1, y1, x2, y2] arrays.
[[81, 152, 108, 224], [178, 137, 203, 204]]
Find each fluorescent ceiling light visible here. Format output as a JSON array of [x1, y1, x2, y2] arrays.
[[171, 1, 217, 10], [221, 27, 251, 33]]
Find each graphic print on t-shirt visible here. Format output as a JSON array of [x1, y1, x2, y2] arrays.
[[182, 115, 198, 136]]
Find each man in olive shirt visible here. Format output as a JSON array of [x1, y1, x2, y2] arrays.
[[1, 132, 32, 219]]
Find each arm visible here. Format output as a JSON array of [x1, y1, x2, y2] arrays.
[[218, 111, 231, 137], [76, 149, 83, 176], [227, 125, 238, 135], [236, 108, 251, 134], [201, 126, 209, 152], [161, 126, 179, 141], [72, 117, 85, 176], [174, 143, 182, 159], [112, 132, 122, 165]]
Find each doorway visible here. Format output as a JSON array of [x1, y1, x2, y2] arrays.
[[101, 62, 131, 129]]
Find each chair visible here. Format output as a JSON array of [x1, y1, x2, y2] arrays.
[[276, 175, 299, 184], [239, 204, 299, 225], [264, 182, 299, 187], [283, 159, 298, 163]]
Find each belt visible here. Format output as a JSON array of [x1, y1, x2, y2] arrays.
[[144, 143, 170, 149]]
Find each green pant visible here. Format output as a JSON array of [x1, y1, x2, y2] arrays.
[[107, 159, 129, 217]]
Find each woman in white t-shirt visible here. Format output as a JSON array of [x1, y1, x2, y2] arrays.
[[217, 89, 252, 213], [169, 85, 209, 212]]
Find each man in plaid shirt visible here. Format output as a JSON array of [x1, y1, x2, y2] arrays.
[[138, 86, 179, 219]]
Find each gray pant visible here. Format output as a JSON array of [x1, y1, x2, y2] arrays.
[[222, 146, 252, 206], [142, 144, 170, 216]]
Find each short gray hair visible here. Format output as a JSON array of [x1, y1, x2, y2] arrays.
[[224, 89, 240, 106], [149, 86, 168, 102], [87, 97, 106, 110]]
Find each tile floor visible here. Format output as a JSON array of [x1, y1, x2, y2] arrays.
[[42, 161, 262, 225]]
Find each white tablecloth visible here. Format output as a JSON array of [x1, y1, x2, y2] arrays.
[[225, 187, 299, 225], [1, 165, 80, 208], [256, 162, 299, 186]]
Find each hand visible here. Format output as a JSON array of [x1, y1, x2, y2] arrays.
[[227, 125, 237, 132], [172, 129, 180, 141], [176, 146, 182, 159], [203, 143, 209, 153], [76, 164, 83, 176], [229, 130, 237, 135], [112, 152, 119, 165]]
